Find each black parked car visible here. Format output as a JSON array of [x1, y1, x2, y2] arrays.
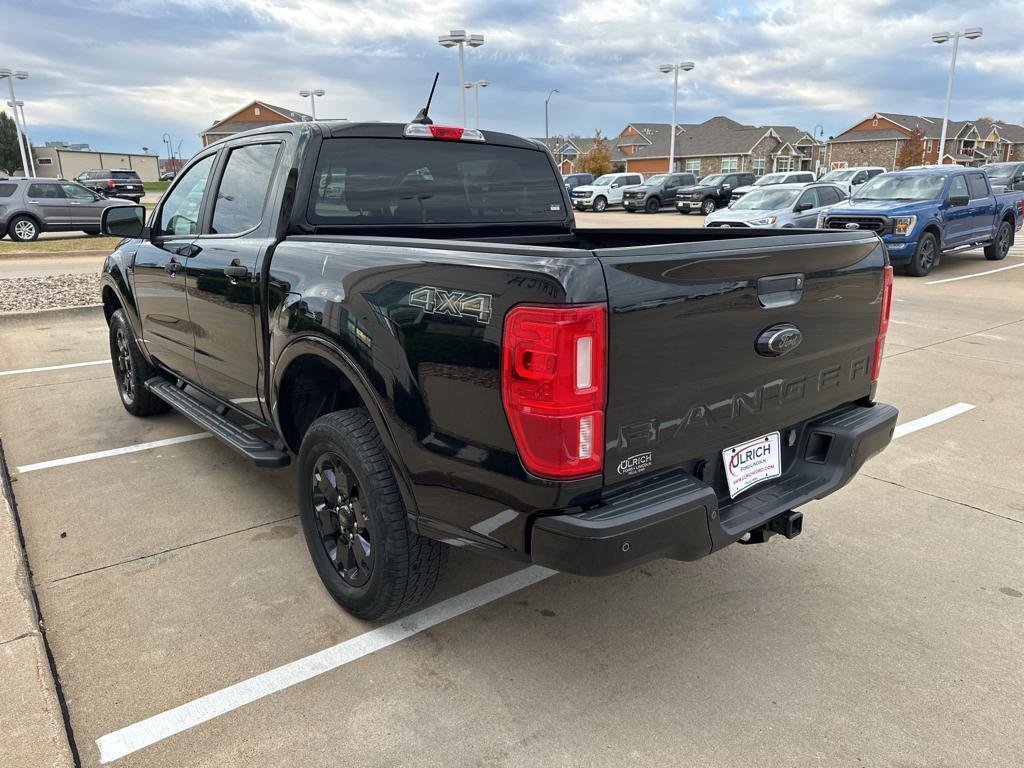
[[981, 162, 1024, 192], [562, 172, 593, 194], [675, 172, 756, 215], [622, 172, 697, 213], [75, 169, 145, 203]]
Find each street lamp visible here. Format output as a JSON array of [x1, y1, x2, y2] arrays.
[[659, 61, 695, 173], [438, 29, 485, 126], [6, 98, 34, 176], [0, 69, 30, 177], [932, 27, 982, 165], [463, 81, 489, 129], [299, 88, 325, 120], [545, 88, 559, 143]]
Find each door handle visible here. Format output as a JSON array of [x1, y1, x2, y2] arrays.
[[223, 260, 250, 280]]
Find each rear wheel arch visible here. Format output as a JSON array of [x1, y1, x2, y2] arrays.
[[273, 338, 420, 515]]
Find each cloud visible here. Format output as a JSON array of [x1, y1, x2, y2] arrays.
[[2, 0, 1019, 156]]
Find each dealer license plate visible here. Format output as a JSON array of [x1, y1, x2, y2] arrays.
[[721, 431, 781, 498]]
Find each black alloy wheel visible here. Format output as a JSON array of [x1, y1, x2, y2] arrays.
[[310, 452, 374, 588], [985, 221, 1012, 261]]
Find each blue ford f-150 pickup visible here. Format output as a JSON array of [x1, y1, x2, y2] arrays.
[[817, 167, 1023, 276]]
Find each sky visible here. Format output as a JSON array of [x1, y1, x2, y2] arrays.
[[2, 0, 1020, 159]]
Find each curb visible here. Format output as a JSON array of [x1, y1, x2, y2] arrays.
[[0, 250, 111, 260], [1, 304, 103, 319], [0, 441, 77, 768]]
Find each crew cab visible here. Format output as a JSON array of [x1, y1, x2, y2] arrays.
[[819, 167, 1023, 276], [99, 120, 897, 620], [570, 172, 643, 212], [622, 172, 697, 213], [982, 162, 1024, 193], [675, 172, 755, 215]]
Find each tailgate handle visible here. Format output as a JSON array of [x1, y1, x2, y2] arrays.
[[757, 273, 804, 309]]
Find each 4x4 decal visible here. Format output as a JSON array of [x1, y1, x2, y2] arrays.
[[409, 286, 493, 325]]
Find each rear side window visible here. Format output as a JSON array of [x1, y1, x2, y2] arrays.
[[211, 142, 281, 234], [308, 138, 565, 225], [0, 183, 16, 198], [111, 171, 141, 180], [966, 174, 989, 199], [27, 183, 65, 199]]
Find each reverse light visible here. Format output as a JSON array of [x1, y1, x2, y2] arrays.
[[871, 265, 893, 382], [404, 123, 485, 141], [501, 303, 607, 479], [892, 215, 916, 236]]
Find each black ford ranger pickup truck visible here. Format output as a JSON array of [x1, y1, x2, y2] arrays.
[[99, 120, 897, 619]]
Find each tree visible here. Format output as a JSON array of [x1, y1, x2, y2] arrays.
[[895, 127, 925, 169], [0, 112, 31, 174], [575, 130, 613, 177]]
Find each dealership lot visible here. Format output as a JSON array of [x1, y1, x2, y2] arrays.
[[1, 239, 1023, 766]]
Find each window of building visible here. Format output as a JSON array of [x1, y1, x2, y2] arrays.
[[721, 156, 738, 172], [776, 156, 795, 172], [753, 158, 766, 176], [36, 157, 53, 166], [872, 118, 879, 127], [211, 143, 282, 234], [685, 159, 700, 174], [926, 140, 933, 153], [254, 106, 261, 116]]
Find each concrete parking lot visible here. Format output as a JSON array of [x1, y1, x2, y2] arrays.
[[1, 232, 1023, 766]]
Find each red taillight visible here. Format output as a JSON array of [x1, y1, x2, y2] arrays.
[[429, 125, 464, 140], [501, 304, 607, 479], [107, 180, 115, 189], [871, 265, 893, 381]]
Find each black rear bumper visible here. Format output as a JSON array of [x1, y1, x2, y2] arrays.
[[530, 401, 898, 576]]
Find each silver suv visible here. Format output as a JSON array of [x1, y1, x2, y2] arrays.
[[0, 177, 134, 241]]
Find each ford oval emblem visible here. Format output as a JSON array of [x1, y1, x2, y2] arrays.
[[756, 323, 803, 357], [844, 222, 860, 230]]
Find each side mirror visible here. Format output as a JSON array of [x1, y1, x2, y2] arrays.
[[102, 205, 146, 238], [947, 194, 969, 207], [722, 184, 731, 189], [795, 202, 814, 212]]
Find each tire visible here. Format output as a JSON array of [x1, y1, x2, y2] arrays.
[[298, 408, 448, 620], [84, 229, 101, 236], [700, 198, 716, 216], [625, 208, 636, 213], [984, 220, 1012, 261], [8, 215, 40, 242], [108, 309, 170, 416], [645, 197, 661, 214], [593, 196, 608, 213], [906, 231, 938, 277]]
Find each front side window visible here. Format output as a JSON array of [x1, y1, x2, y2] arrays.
[[27, 183, 65, 199], [158, 154, 216, 237], [796, 188, 819, 209], [211, 143, 281, 234], [60, 182, 95, 200], [946, 175, 968, 201], [966, 173, 989, 200]]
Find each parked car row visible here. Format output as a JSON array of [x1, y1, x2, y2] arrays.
[[0, 176, 135, 241]]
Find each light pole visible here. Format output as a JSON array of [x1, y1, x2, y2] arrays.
[[176, 139, 184, 171], [544, 89, 559, 143], [658, 61, 694, 173], [464, 81, 489, 129], [299, 88, 325, 120], [6, 99, 34, 176], [438, 30, 485, 126], [813, 124, 825, 175], [932, 27, 982, 165], [0, 69, 30, 177]]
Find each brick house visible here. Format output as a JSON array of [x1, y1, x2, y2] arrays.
[[825, 112, 1024, 171], [200, 100, 312, 147], [535, 136, 600, 174], [608, 117, 822, 177]]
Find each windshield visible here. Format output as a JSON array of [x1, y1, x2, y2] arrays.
[[731, 188, 802, 210], [853, 174, 947, 201], [645, 174, 667, 186], [307, 138, 565, 225], [983, 163, 1018, 181], [700, 174, 726, 186], [753, 173, 787, 187], [821, 169, 858, 182], [592, 175, 615, 186]]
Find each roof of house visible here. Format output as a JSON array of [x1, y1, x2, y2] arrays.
[[836, 113, 1024, 144], [201, 100, 312, 134], [201, 120, 285, 137], [611, 116, 819, 162]]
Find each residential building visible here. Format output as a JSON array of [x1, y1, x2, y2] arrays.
[[825, 112, 1024, 171], [607, 118, 822, 177], [534, 136, 600, 174], [31, 146, 160, 181], [200, 100, 312, 146]]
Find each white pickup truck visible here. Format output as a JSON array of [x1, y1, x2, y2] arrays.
[[570, 172, 644, 212]]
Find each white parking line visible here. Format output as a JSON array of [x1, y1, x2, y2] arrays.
[[91, 400, 978, 763], [96, 565, 556, 763], [15, 433, 211, 474], [892, 402, 975, 439], [926, 262, 1024, 285], [0, 359, 109, 377]]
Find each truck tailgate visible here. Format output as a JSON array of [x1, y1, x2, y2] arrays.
[[596, 232, 887, 488]]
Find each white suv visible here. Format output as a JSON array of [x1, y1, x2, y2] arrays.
[[818, 166, 886, 195], [570, 172, 644, 212]]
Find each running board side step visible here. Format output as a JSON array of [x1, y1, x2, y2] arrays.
[[144, 378, 290, 467]]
